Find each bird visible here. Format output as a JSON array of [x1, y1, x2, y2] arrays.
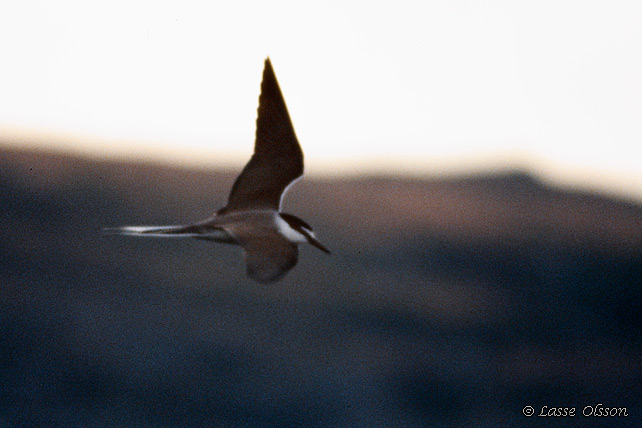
[[106, 58, 330, 283]]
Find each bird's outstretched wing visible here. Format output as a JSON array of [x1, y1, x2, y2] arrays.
[[220, 58, 303, 214], [242, 233, 299, 283]]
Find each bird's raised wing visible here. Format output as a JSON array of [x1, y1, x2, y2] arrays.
[[220, 58, 303, 214]]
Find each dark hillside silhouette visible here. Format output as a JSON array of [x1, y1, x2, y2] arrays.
[[1, 147, 640, 427]]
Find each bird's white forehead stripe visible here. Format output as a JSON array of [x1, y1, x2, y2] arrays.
[[275, 214, 308, 243]]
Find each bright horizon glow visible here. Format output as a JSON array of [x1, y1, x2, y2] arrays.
[[1, 1, 642, 200]]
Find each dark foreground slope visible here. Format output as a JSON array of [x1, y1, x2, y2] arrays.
[[1, 148, 640, 427]]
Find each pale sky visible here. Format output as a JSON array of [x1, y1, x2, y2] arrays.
[[1, 1, 642, 199]]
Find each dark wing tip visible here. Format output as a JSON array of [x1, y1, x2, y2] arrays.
[[255, 55, 302, 161], [264, 57, 274, 71], [259, 57, 283, 107]]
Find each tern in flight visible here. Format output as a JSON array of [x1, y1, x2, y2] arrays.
[[107, 58, 330, 283]]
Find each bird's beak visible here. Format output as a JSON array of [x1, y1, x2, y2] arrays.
[[307, 236, 331, 254]]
